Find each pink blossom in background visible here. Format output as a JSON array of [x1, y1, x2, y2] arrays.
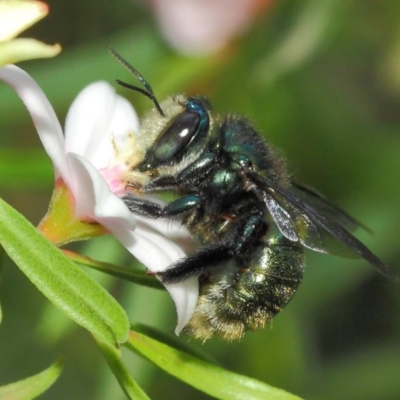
[[149, 0, 273, 55]]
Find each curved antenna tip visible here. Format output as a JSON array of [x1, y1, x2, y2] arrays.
[[108, 47, 165, 117]]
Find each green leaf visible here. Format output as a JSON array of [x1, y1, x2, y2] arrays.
[[95, 336, 150, 400], [0, 244, 3, 325], [125, 328, 303, 400], [63, 250, 164, 290], [132, 323, 220, 365], [0, 358, 63, 399], [0, 197, 129, 345]]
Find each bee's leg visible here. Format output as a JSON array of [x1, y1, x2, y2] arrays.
[[142, 175, 178, 192], [176, 152, 216, 185], [141, 153, 216, 193], [123, 194, 200, 219], [158, 244, 232, 283], [158, 211, 265, 283]]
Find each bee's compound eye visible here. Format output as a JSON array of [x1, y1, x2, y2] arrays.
[[154, 111, 200, 161]]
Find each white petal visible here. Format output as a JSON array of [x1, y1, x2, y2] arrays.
[[135, 214, 190, 239], [134, 214, 194, 255], [0, 65, 67, 177], [66, 153, 135, 230], [64, 81, 139, 169], [116, 222, 186, 273], [64, 82, 115, 161], [91, 94, 140, 169], [113, 225, 198, 334], [168, 277, 199, 335]]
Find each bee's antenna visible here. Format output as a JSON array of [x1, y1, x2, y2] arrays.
[[108, 47, 165, 117]]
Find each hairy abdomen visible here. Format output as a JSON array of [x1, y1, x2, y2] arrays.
[[185, 234, 305, 341]]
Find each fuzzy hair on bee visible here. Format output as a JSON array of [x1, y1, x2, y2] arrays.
[[110, 49, 397, 341]]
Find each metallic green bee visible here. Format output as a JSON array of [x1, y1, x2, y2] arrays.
[[110, 49, 397, 341]]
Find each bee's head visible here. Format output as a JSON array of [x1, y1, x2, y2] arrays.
[[136, 95, 211, 175], [109, 48, 211, 177]]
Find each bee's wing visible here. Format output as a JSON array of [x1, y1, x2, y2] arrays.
[[247, 170, 397, 281], [262, 191, 299, 242], [265, 190, 362, 256], [291, 182, 371, 233]]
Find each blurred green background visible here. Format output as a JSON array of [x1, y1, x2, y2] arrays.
[[0, 0, 399, 399]]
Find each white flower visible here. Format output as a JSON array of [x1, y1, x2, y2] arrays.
[[0, 64, 198, 333]]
